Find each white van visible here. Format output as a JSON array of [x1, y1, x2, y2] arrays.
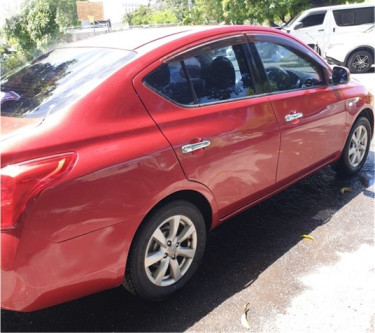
[[281, 2, 375, 56]]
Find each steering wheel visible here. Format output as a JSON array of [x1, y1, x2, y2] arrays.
[[266, 66, 291, 91]]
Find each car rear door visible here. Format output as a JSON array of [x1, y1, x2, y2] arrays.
[[134, 35, 280, 218], [250, 35, 346, 183]]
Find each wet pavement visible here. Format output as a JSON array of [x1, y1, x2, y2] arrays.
[[1, 74, 374, 332]]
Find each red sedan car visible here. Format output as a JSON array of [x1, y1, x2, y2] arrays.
[[1, 25, 373, 312]]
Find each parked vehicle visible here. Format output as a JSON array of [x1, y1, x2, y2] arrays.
[[326, 24, 374, 73], [282, 3, 375, 56], [1, 25, 373, 312]]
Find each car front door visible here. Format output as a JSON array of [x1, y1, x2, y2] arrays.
[[251, 37, 346, 183], [290, 10, 329, 53], [134, 36, 280, 218]]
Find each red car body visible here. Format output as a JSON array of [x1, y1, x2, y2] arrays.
[[1, 25, 373, 312]]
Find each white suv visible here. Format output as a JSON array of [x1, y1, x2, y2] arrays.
[[326, 25, 374, 73], [281, 2, 375, 60]]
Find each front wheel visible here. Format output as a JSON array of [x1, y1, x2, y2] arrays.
[[332, 117, 371, 176], [123, 200, 206, 301]]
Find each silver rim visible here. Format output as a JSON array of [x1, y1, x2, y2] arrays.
[[348, 125, 368, 167], [352, 54, 370, 72], [144, 215, 197, 286]]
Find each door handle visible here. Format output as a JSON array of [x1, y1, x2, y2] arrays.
[[285, 112, 303, 122], [182, 140, 211, 154], [318, 29, 324, 32]]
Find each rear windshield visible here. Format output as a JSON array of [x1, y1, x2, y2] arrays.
[[1, 48, 135, 118]]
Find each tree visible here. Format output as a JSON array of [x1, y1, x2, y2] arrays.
[[189, 0, 224, 24], [222, 0, 249, 24], [1, 0, 78, 73], [55, 0, 79, 29]]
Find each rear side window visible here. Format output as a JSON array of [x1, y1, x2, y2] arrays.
[[144, 40, 256, 106], [333, 7, 375, 26], [1, 48, 134, 118], [300, 12, 326, 27]]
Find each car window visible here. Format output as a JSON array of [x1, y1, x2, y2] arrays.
[[333, 7, 375, 26], [300, 12, 326, 28], [254, 41, 325, 92], [144, 42, 256, 106], [1, 48, 135, 118]]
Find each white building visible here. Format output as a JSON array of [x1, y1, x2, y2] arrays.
[[89, 0, 150, 24]]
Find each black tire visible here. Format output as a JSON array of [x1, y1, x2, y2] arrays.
[[347, 50, 374, 73], [123, 200, 206, 301], [332, 117, 371, 176]]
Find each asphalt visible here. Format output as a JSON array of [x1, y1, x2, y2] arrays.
[[1, 71, 374, 333]]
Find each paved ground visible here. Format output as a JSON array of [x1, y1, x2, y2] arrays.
[[1, 72, 374, 333]]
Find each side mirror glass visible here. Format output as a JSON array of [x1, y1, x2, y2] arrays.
[[294, 22, 303, 30], [331, 66, 350, 85]]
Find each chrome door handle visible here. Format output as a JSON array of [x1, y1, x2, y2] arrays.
[[182, 140, 211, 154], [285, 112, 303, 122]]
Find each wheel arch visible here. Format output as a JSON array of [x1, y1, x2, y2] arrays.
[[356, 108, 374, 139], [142, 190, 213, 232]]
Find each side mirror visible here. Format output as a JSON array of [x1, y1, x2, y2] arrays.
[[331, 66, 350, 85], [294, 22, 303, 30]]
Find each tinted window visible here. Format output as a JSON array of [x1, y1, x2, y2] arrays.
[[333, 7, 375, 26], [300, 12, 326, 28], [144, 42, 256, 106], [255, 41, 325, 92], [1, 48, 134, 118]]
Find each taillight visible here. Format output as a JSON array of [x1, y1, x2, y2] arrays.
[[1, 153, 77, 230]]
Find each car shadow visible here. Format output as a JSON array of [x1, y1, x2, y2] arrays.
[[2, 151, 374, 332]]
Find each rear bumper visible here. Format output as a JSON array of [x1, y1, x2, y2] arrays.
[[1, 224, 129, 312]]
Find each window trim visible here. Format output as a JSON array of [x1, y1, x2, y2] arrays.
[[143, 34, 264, 108], [246, 33, 329, 95]]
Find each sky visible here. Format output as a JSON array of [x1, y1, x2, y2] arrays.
[[0, 0, 25, 27]]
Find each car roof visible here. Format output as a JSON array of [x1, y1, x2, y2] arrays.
[[57, 25, 276, 53], [301, 1, 374, 13]]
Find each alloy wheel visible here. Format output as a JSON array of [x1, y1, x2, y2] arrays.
[[348, 125, 368, 168], [144, 214, 197, 287]]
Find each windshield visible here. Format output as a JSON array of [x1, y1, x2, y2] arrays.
[[1, 48, 135, 118], [285, 11, 303, 28]]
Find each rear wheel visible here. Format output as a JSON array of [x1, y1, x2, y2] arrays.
[[124, 200, 206, 300], [332, 117, 371, 176], [347, 50, 373, 73]]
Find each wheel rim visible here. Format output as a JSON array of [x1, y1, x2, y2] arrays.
[[144, 215, 197, 287], [352, 54, 370, 72], [348, 125, 368, 168]]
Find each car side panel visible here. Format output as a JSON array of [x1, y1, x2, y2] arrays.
[[268, 86, 346, 182], [1, 62, 219, 312], [134, 65, 280, 218]]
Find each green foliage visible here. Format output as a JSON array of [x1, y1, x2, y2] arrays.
[[1, 0, 78, 74], [25, 0, 60, 49], [124, 4, 179, 26], [56, 0, 80, 29], [189, 0, 224, 24], [150, 9, 179, 25], [222, 0, 249, 24], [2, 0, 366, 74], [124, 5, 153, 25]]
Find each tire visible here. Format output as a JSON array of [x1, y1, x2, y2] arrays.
[[123, 200, 206, 301], [332, 117, 371, 176], [347, 50, 374, 73]]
